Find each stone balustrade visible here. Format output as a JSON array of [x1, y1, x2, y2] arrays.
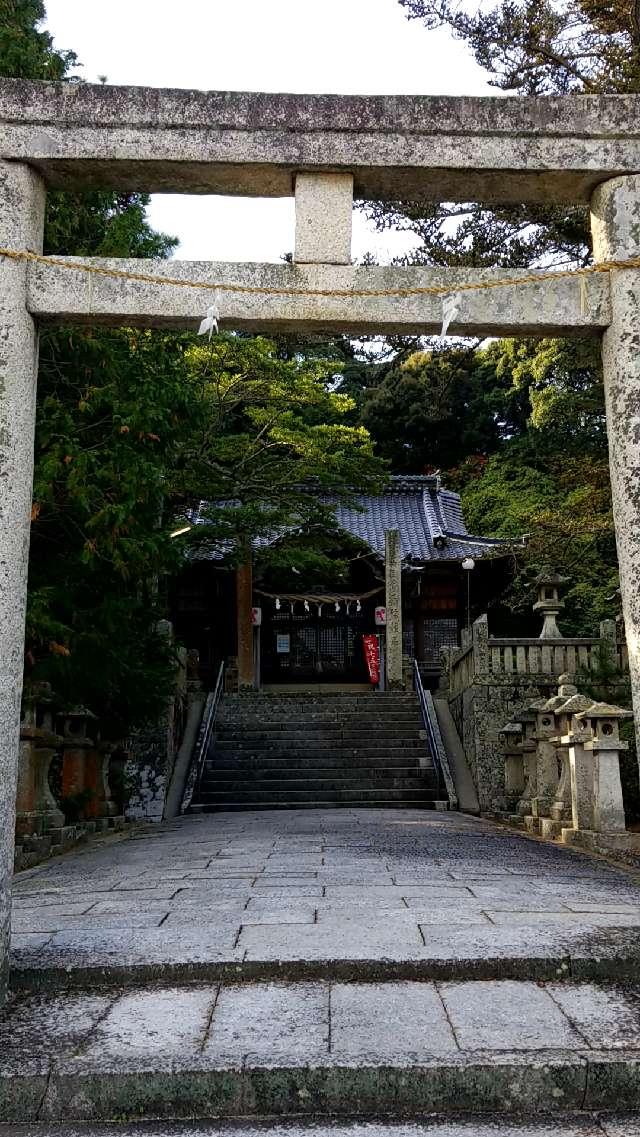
[[499, 676, 634, 852]]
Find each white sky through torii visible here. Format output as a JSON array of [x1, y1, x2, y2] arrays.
[[43, 0, 495, 265]]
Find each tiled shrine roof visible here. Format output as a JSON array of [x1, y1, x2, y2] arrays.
[[190, 476, 523, 565]]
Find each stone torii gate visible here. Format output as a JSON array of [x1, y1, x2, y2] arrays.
[[2, 79, 640, 998]]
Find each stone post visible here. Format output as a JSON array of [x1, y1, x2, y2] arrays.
[[529, 697, 560, 823], [236, 557, 254, 691], [591, 175, 640, 768], [0, 159, 46, 1005], [294, 173, 353, 265], [384, 529, 403, 690], [562, 714, 596, 837]]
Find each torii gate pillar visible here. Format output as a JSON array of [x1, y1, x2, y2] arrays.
[[0, 159, 45, 1004], [591, 174, 640, 767]]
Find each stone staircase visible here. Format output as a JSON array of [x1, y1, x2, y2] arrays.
[[191, 691, 443, 811]]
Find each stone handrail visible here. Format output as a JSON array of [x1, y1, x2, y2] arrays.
[[488, 637, 599, 677], [446, 621, 627, 695]]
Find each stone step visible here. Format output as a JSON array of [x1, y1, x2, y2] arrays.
[[6, 1116, 638, 1136], [196, 787, 440, 804], [203, 766, 433, 782], [192, 799, 440, 812], [222, 694, 419, 703], [4, 978, 640, 1125], [199, 778, 437, 795], [204, 755, 427, 771], [214, 732, 429, 750], [214, 727, 425, 745]]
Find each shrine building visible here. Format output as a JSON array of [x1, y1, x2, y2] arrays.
[[171, 475, 520, 691]]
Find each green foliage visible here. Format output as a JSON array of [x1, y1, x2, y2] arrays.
[[175, 333, 385, 560], [0, 0, 76, 79], [360, 346, 529, 472]]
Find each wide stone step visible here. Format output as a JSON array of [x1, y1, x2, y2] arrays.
[[217, 709, 423, 720], [4, 978, 640, 1124], [199, 777, 436, 794], [205, 759, 434, 777], [216, 732, 425, 746], [10, 1118, 639, 1137], [205, 755, 426, 772], [192, 800, 440, 812], [217, 732, 429, 750], [196, 786, 440, 804]]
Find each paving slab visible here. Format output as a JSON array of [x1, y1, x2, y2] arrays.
[[439, 981, 586, 1050]]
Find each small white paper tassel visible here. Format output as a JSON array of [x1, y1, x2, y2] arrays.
[[275, 598, 281, 610], [335, 601, 340, 612], [356, 600, 361, 613], [440, 292, 461, 337], [304, 600, 310, 613], [198, 299, 220, 340]]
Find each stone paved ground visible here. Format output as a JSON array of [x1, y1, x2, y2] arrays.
[[10, 808, 640, 982], [7, 809, 640, 1132]]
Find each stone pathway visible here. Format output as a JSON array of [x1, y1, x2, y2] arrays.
[[11, 808, 640, 982], [6, 808, 640, 1133]]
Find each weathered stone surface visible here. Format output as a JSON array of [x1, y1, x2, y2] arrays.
[[0, 159, 45, 1007], [12, 809, 640, 986], [25, 258, 611, 336], [3, 80, 640, 203], [294, 173, 353, 264], [0, 1121, 619, 1137], [591, 174, 640, 770], [385, 530, 403, 689]]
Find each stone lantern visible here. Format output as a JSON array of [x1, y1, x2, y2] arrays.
[[58, 706, 97, 809], [514, 708, 538, 820], [498, 720, 525, 813], [527, 695, 562, 825], [540, 680, 593, 838], [572, 701, 633, 842], [16, 683, 64, 837], [533, 570, 569, 640]]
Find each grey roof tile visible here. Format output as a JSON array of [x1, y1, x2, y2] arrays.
[[190, 476, 522, 564]]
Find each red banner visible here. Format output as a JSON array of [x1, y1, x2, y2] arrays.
[[362, 634, 380, 685]]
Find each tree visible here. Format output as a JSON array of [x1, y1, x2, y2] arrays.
[[360, 345, 529, 472], [173, 333, 385, 569]]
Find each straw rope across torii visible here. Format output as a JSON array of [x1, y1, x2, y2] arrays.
[[4, 244, 640, 300]]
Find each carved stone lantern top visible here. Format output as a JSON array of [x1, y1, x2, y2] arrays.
[[59, 705, 97, 744], [575, 701, 633, 750], [533, 570, 569, 640]]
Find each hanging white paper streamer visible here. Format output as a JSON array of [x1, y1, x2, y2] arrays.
[[198, 298, 220, 340], [440, 292, 461, 337], [335, 601, 340, 612], [275, 598, 281, 610], [356, 600, 361, 613], [304, 600, 310, 613]]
